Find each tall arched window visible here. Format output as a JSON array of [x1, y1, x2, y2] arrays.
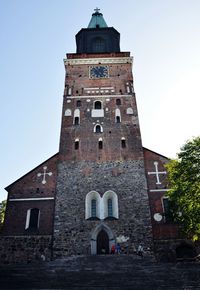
[[116, 116, 121, 123], [121, 138, 126, 148], [99, 139, 103, 149], [94, 101, 102, 110], [25, 208, 40, 230], [103, 191, 119, 219], [85, 191, 101, 220], [115, 108, 121, 123], [94, 124, 103, 133], [108, 199, 113, 217], [74, 139, 79, 150], [74, 117, 79, 125], [74, 109, 80, 125], [96, 125, 101, 133], [91, 199, 97, 217]]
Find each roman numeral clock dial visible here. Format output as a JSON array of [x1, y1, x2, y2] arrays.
[[89, 66, 109, 78]]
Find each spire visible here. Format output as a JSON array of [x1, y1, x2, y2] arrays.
[[87, 8, 108, 28]]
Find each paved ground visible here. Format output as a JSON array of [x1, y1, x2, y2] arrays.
[[0, 255, 200, 289]]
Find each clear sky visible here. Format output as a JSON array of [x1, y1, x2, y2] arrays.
[[0, 0, 200, 201]]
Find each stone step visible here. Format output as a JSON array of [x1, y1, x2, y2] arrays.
[[0, 255, 199, 289]]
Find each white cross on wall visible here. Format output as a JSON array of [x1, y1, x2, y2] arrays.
[[148, 161, 166, 185], [37, 166, 52, 184]]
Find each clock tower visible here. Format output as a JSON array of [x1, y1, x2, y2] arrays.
[[53, 9, 153, 257]]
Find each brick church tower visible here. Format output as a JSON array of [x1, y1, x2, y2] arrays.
[[1, 9, 183, 263], [53, 8, 153, 257]]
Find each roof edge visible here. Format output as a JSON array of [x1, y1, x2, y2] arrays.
[[5, 153, 59, 192], [143, 147, 170, 160]]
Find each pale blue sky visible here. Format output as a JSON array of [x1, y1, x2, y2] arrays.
[[1, 0, 200, 201]]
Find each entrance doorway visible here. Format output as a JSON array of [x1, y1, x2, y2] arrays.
[[97, 230, 109, 254]]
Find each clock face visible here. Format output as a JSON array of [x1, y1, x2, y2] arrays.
[[90, 66, 109, 79]]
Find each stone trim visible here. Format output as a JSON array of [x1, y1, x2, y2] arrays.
[[64, 57, 133, 66], [9, 197, 54, 201], [65, 94, 133, 99]]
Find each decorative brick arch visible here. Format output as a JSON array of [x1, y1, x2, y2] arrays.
[[90, 223, 115, 255]]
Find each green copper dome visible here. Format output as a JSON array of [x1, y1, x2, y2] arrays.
[[87, 8, 108, 28]]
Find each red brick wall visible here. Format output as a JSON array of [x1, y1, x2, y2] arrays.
[[3, 154, 58, 235], [143, 148, 179, 239]]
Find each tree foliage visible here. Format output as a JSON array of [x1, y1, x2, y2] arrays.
[[0, 200, 6, 225], [166, 136, 200, 241]]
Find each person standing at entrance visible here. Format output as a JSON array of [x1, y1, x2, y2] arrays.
[[111, 244, 115, 254], [137, 244, 144, 258], [116, 243, 121, 254]]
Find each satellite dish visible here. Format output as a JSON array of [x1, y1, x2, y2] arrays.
[[153, 213, 163, 222]]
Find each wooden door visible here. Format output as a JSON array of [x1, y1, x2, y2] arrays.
[[97, 230, 109, 254]]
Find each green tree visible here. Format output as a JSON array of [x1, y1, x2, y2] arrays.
[[0, 200, 6, 225], [166, 136, 200, 241]]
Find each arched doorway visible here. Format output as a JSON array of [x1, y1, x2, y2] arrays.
[[97, 230, 109, 254], [90, 223, 115, 255]]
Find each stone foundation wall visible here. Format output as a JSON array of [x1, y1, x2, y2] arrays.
[[53, 160, 153, 258], [0, 236, 52, 264], [154, 239, 199, 262]]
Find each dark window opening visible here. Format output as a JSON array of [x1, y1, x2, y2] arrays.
[[92, 37, 106, 53], [29, 208, 39, 230], [99, 141, 103, 149], [121, 139, 126, 148], [163, 198, 173, 222], [77, 100, 81, 107], [116, 116, 121, 123], [74, 117, 79, 125], [116, 99, 121, 105], [119, 89, 122, 94], [91, 199, 97, 217], [94, 101, 102, 110], [76, 90, 79, 94], [75, 141, 79, 150], [96, 125, 101, 133], [108, 199, 113, 217]]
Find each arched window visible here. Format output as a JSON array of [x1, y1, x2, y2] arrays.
[[103, 191, 119, 219], [74, 117, 79, 125], [74, 109, 80, 125], [94, 124, 103, 133], [108, 199, 113, 217], [94, 101, 102, 110], [85, 191, 101, 219], [116, 99, 121, 105], [76, 100, 81, 107], [96, 125, 101, 133], [91, 199, 97, 217], [75, 139, 79, 150], [115, 108, 121, 123], [99, 140, 103, 149], [116, 116, 121, 123], [25, 208, 40, 230], [121, 138, 126, 148]]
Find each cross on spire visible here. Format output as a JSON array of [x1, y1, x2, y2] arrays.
[[148, 161, 167, 185], [94, 7, 100, 13], [37, 166, 52, 184]]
